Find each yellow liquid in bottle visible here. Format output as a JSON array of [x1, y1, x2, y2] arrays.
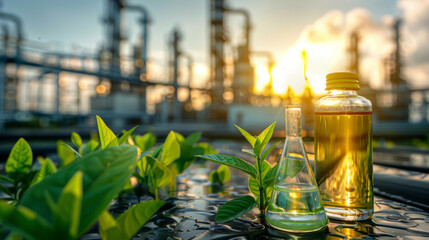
[[315, 112, 373, 220]]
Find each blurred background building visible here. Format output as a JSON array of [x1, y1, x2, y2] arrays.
[[0, 0, 429, 137]]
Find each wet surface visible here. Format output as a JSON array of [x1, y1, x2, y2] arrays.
[[82, 162, 429, 240], [2, 139, 429, 239]]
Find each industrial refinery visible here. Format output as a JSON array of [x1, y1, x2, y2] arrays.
[[0, 0, 428, 136]]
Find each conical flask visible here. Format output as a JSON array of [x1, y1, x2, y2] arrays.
[[266, 105, 328, 233]]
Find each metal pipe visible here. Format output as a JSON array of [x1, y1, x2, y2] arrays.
[[125, 5, 151, 76], [183, 53, 193, 86], [171, 28, 181, 100], [210, 0, 226, 105], [1, 24, 9, 54], [0, 12, 23, 58], [182, 53, 193, 102], [225, 8, 251, 49], [6, 55, 209, 90]]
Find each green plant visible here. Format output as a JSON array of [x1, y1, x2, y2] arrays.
[[0, 144, 139, 239], [135, 131, 217, 200], [0, 138, 57, 203], [98, 200, 165, 240], [197, 122, 280, 224], [132, 132, 156, 152], [173, 132, 217, 174], [209, 165, 231, 185], [136, 131, 180, 200]]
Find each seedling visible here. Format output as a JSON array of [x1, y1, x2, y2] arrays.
[[209, 165, 231, 185], [0, 145, 139, 239], [197, 122, 280, 224], [0, 138, 57, 202], [135, 131, 216, 200]]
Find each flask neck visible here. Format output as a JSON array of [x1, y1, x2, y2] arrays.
[[328, 89, 358, 97], [285, 106, 302, 137]]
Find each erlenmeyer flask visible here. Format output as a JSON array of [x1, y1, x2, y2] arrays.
[[266, 105, 328, 233]]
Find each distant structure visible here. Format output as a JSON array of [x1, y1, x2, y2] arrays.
[[1, 1, 429, 136], [378, 19, 411, 121], [347, 19, 412, 122]]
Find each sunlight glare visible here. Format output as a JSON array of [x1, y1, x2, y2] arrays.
[[271, 40, 346, 96], [254, 65, 271, 94]]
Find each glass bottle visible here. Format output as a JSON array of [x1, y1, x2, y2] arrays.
[[314, 72, 373, 221], [266, 105, 328, 233]]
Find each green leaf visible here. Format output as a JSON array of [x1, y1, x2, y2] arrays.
[[117, 200, 165, 239], [151, 144, 163, 159], [5, 138, 33, 181], [217, 165, 230, 183], [174, 132, 185, 143], [64, 144, 82, 159], [249, 161, 271, 198], [209, 171, 220, 184], [235, 125, 256, 147], [257, 122, 276, 154], [0, 175, 14, 184], [96, 115, 118, 149], [253, 137, 262, 159], [81, 139, 99, 156], [30, 158, 57, 186], [185, 132, 201, 145], [242, 148, 256, 157], [54, 171, 82, 239], [248, 176, 259, 199], [197, 142, 217, 154], [20, 145, 138, 235], [71, 132, 82, 148], [4, 232, 23, 240], [261, 141, 281, 161], [0, 201, 52, 240], [160, 131, 180, 166], [263, 163, 279, 187], [99, 211, 124, 240], [57, 140, 76, 167], [146, 156, 172, 189], [216, 196, 257, 223], [118, 125, 139, 145], [174, 140, 202, 174], [196, 155, 257, 178], [37, 156, 47, 165], [0, 183, 12, 196], [16, 171, 37, 200], [135, 133, 156, 152]]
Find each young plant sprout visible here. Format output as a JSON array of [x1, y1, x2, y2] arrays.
[[209, 165, 231, 185], [197, 122, 280, 224]]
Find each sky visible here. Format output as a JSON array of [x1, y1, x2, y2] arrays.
[[2, 0, 428, 96]]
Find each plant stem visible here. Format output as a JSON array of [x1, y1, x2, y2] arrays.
[[259, 187, 265, 223], [155, 188, 159, 200], [256, 156, 266, 223]]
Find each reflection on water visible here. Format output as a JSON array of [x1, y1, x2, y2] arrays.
[[95, 162, 429, 239]]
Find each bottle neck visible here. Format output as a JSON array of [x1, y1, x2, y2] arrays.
[[328, 89, 358, 97], [285, 106, 302, 137]]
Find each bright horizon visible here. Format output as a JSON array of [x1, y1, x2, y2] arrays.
[[3, 0, 428, 98]]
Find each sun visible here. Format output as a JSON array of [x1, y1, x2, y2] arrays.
[[257, 40, 347, 97]]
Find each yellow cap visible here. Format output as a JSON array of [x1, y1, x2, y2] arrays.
[[326, 72, 360, 91]]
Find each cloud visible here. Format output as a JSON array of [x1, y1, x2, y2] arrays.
[[395, 0, 429, 88], [278, 2, 429, 91], [274, 8, 392, 92]]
